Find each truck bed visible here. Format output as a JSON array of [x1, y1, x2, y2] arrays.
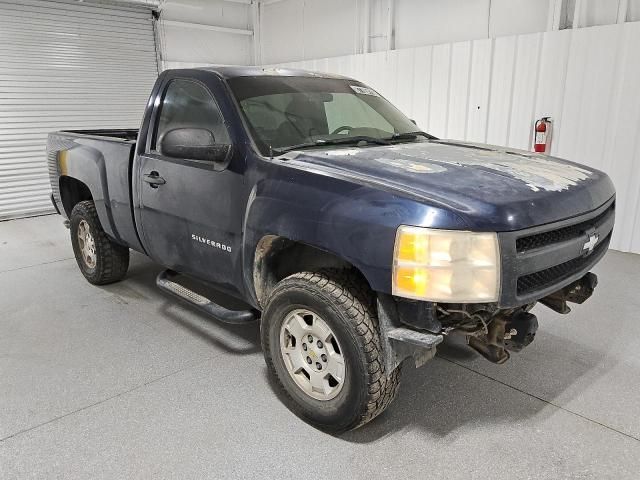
[[47, 129, 143, 252]]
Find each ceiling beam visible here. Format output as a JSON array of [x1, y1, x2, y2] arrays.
[[162, 19, 253, 35]]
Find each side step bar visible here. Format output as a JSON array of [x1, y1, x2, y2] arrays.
[[156, 270, 257, 324]]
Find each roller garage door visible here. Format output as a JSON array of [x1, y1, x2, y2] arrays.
[[0, 0, 158, 220]]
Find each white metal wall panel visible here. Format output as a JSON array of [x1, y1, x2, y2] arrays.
[[394, 48, 415, 118], [409, 46, 433, 129], [533, 29, 572, 152], [602, 24, 640, 253], [558, 25, 621, 170], [428, 43, 451, 138], [447, 41, 472, 141], [507, 33, 542, 151], [0, 0, 158, 220], [486, 35, 517, 146], [466, 38, 493, 143], [272, 21, 640, 254]]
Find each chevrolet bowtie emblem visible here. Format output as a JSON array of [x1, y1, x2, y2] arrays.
[[583, 233, 599, 254]]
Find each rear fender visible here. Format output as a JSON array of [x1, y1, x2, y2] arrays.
[[57, 145, 116, 238]]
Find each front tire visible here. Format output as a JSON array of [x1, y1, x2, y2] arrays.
[[261, 269, 401, 432], [70, 200, 129, 285]]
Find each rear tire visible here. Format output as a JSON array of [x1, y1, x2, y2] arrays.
[[70, 200, 129, 285], [261, 269, 402, 432]]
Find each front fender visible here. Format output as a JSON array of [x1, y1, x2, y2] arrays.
[[242, 166, 467, 304]]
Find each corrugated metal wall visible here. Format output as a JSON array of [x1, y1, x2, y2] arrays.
[[0, 0, 158, 220], [275, 21, 640, 254]]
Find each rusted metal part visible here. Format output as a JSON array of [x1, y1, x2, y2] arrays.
[[539, 272, 598, 314], [463, 307, 540, 362], [468, 315, 510, 364], [253, 235, 281, 308]]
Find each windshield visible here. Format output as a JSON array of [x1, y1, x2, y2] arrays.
[[228, 75, 425, 155]]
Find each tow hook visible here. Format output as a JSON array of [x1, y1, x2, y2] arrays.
[[539, 272, 598, 314]]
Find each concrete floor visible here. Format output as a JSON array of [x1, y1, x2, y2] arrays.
[[1, 215, 640, 479]]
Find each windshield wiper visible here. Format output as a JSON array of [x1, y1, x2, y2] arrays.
[[273, 136, 391, 155], [387, 131, 436, 141]]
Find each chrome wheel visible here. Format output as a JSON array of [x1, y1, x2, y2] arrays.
[[77, 219, 96, 269], [280, 308, 346, 401]]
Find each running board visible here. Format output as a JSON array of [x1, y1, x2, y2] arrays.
[[156, 270, 257, 324]]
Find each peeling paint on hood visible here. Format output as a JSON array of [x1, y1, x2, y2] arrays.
[[324, 148, 361, 156], [383, 142, 592, 192], [374, 157, 448, 174], [282, 139, 615, 231]]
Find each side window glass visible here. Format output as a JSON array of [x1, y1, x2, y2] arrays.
[[153, 79, 230, 153]]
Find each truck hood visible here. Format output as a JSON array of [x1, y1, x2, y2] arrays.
[[283, 140, 615, 231]]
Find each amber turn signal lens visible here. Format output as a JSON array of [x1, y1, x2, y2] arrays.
[[396, 231, 430, 263], [394, 266, 430, 297]]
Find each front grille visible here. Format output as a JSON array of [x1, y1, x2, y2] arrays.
[[516, 203, 614, 253], [516, 233, 611, 295]]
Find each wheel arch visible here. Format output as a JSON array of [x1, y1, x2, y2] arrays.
[[252, 235, 373, 309], [59, 176, 93, 218]]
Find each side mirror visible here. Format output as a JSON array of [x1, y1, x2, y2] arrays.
[[159, 128, 231, 163]]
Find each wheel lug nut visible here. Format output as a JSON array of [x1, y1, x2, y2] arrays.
[[306, 356, 312, 364], [321, 354, 327, 362], [302, 343, 307, 351], [307, 335, 313, 342], [317, 340, 323, 348], [316, 363, 322, 370]]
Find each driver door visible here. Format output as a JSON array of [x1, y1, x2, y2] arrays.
[[135, 77, 245, 296]]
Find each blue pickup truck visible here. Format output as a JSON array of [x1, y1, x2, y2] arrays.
[[47, 67, 615, 432]]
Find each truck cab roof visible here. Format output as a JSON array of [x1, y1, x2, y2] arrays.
[[167, 65, 351, 81]]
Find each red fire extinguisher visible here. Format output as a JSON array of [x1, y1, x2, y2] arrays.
[[534, 117, 552, 153]]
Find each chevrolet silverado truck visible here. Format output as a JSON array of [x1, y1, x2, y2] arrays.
[[47, 67, 615, 432]]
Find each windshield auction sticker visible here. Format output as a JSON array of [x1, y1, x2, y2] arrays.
[[350, 85, 380, 96]]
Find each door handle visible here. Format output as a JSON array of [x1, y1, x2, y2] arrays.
[[143, 171, 166, 188]]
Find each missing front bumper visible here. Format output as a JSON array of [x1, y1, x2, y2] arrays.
[[468, 271, 598, 363]]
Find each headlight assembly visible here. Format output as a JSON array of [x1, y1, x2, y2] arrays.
[[392, 226, 500, 302]]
